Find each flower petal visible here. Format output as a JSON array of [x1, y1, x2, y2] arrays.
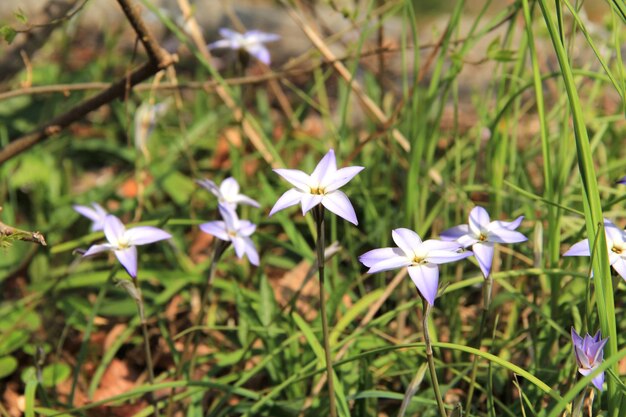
[[301, 193, 324, 215], [199, 221, 230, 241], [218, 28, 241, 40], [468, 206, 490, 236], [208, 39, 235, 50], [591, 370, 605, 391], [242, 236, 260, 266], [408, 264, 439, 306], [321, 190, 358, 225], [472, 242, 495, 277], [220, 177, 240, 198], [391, 228, 422, 258], [114, 246, 138, 278], [439, 225, 470, 242], [125, 226, 171, 246], [73, 205, 99, 222], [246, 44, 271, 65], [612, 257, 626, 281], [196, 179, 221, 198], [324, 166, 364, 192], [232, 236, 246, 259], [311, 149, 337, 186], [564, 239, 590, 256], [238, 220, 257, 237], [487, 229, 527, 244], [83, 243, 114, 257], [103, 215, 126, 247], [491, 215, 524, 231], [426, 249, 473, 265], [359, 247, 405, 268], [273, 169, 311, 191], [571, 328, 583, 347], [244, 30, 281, 43], [218, 203, 240, 230], [269, 189, 303, 216], [232, 194, 261, 208]]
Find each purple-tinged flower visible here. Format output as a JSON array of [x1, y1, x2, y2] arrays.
[[440, 206, 527, 278], [197, 177, 260, 209], [74, 203, 108, 232], [83, 215, 172, 278], [359, 228, 472, 305], [135, 101, 169, 158], [617, 176, 626, 185], [269, 149, 364, 225], [200, 204, 259, 266], [564, 219, 626, 280], [208, 28, 280, 65], [571, 328, 608, 391]]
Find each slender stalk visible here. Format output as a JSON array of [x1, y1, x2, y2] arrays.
[[422, 299, 447, 417], [464, 273, 493, 415], [571, 386, 587, 417], [313, 205, 337, 417], [164, 239, 229, 417], [131, 276, 159, 417]]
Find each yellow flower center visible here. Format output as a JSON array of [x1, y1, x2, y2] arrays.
[[310, 186, 326, 195]]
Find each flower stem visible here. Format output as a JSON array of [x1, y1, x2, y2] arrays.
[[313, 205, 337, 417], [464, 273, 493, 415], [165, 239, 228, 417], [131, 276, 159, 417], [422, 299, 447, 417]]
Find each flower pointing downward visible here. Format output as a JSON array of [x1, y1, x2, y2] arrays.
[[270, 149, 364, 225], [200, 204, 259, 266], [440, 206, 527, 278], [83, 215, 171, 278], [571, 328, 608, 391], [197, 177, 260, 209], [359, 228, 472, 305], [208, 28, 280, 65]]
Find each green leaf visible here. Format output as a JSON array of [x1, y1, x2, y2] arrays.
[[41, 363, 71, 387], [160, 171, 196, 205], [0, 356, 18, 379], [258, 275, 275, 327], [0, 26, 16, 44], [487, 37, 517, 62], [14, 8, 28, 23]]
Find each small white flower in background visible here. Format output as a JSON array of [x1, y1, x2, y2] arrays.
[[73, 202, 108, 231], [83, 214, 172, 278], [269, 149, 364, 225], [208, 28, 280, 65], [196, 177, 260, 209], [200, 204, 259, 266], [134, 101, 170, 159]]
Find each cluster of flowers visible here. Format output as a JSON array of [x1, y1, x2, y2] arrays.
[[75, 148, 611, 391]]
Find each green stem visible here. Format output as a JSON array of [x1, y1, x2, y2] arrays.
[[423, 299, 447, 417], [314, 205, 337, 417], [464, 274, 493, 415], [131, 276, 159, 417], [164, 239, 229, 417]]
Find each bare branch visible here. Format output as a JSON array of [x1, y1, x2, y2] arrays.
[[0, 208, 47, 246]]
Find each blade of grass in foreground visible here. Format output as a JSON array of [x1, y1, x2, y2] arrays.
[[538, 1, 618, 415]]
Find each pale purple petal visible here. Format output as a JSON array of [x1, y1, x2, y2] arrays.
[[103, 215, 126, 247], [232, 236, 246, 259], [73, 205, 100, 222], [246, 44, 271, 65], [273, 169, 311, 191], [125, 226, 171, 246], [321, 190, 358, 225], [238, 220, 257, 237], [391, 228, 422, 258], [311, 149, 337, 186], [208, 39, 235, 50], [457, 234, 479, 247], [592, 337, 609, 363], [244, 30, 280, 43], [269, 189, 303, 216], [200, 221, 230, 241], [83, 243, 114, 257], [491, 215, 524, 231], [324, 166, 364, 192], [218, 203, 240, 230], [301, 193, 324, 215], [564, 239, 590, 256], [571, 328, 583, 347], [605, 225, 625, 243], [196, 179, 221, 198], [487, 229, 527, 244], [220, 177, 240, 198], [218, 28, 241, 40], [114, 246, 138, 278], [468, 206, 490, 236], [618, 176, 626, 185], [232, 194, 261, 208], [591, 371, 605, 391], [359, 247, 405, 268], [420, 240, 464, 252], [426, 249, 473, 265], [408, 264, 439, 306], [439, 225, 470, 241], [611, 257, 626, 281], [242, 236, 259, 266], [362, 253, 411, 274], [472, 242, 495, 277]]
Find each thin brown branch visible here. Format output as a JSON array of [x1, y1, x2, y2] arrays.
[[0, 207, 47, 246]]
